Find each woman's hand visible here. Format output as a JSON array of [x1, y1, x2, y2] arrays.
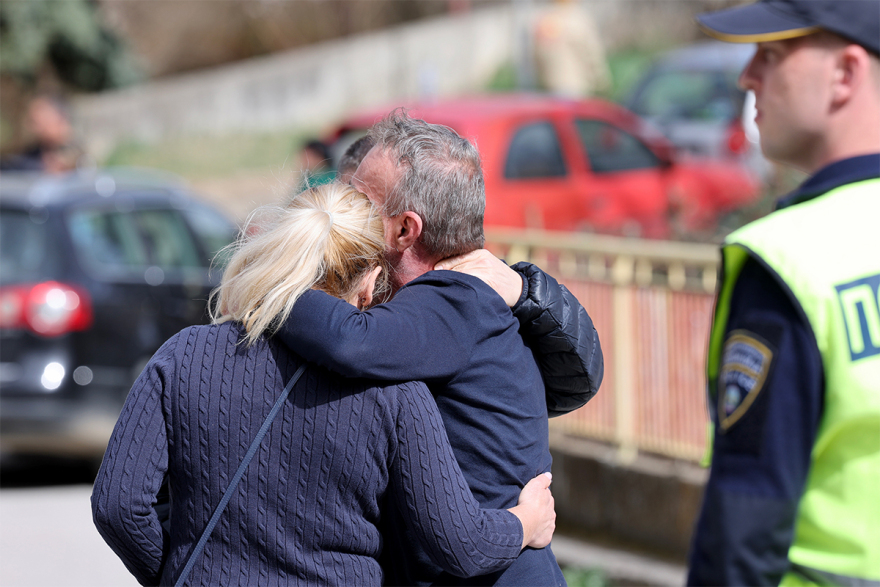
[[508, 472, 556, 549]]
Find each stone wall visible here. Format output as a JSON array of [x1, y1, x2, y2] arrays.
[[550, 430, 708, 561], [73, 1, 718, 159]]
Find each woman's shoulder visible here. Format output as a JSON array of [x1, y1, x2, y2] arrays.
[[153, 322, 250, 364]]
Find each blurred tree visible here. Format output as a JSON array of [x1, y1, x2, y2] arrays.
[[0, 0, 140, 91]]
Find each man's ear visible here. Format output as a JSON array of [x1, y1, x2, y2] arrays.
[[357, 266, 384, 310], [392, 211, 423, 252], [831, 44, 869, 107]]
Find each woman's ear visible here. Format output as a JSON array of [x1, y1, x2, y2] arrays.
[[357, 266, 384, 310]]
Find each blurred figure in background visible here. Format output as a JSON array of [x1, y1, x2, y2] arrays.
[[295, 138, 335, 192], [0, 93, 88, 173], [688, 1, 880, 585], [336, 134, 374, 184], [533, 0, 610, 98]]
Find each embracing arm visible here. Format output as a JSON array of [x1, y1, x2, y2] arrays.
[[275, 277, 478, 382], [510, 261, 604, 416], [91, 340, 175, 586], [389, 381, 554, 577], [435, 250, 604, 417]]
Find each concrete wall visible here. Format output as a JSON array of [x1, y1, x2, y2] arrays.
[[73, 4, 523, 158], [550, 430, 708, 561], [72, 1, 710, 159]]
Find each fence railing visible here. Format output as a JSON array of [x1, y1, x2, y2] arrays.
[[485, 228, 720, 463]]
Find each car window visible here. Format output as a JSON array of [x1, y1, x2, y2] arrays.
[[180, 202, 238, 268], [576, 119, 660, 174], [0, 209, 58, 284], [629, 70, 741, 122], [68, 208, 148, 272], [504, 121, 567, 179], [134, 209, 203, 269], [68, 206, 205, 275]]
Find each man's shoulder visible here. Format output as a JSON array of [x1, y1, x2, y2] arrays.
[[405, 270, 494, 296], [401, 270, 509, 312]]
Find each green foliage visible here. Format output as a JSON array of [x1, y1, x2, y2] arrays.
[[484, 46, 666, 102], [0, 0, 140, 90], [604, 49, 662, 103], [102, 131, 308, 180], [486, 61, 521, 93], [562, 565, 612, 587]]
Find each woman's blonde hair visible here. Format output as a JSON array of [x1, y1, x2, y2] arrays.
[[210, 182, 387, 345]]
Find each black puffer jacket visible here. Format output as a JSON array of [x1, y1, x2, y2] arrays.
[[511, 262, 604, 417]]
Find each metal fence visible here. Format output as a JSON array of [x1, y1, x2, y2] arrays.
[[485, 228, 720, 463]]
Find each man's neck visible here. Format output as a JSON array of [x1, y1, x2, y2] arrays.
[[389, 246, 442, 292]]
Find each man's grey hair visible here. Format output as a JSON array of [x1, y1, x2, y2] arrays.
[[368, 109, 485, 259]]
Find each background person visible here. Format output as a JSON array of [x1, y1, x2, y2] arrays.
[[91, 183, 557, 587], [532, 0, 610, 98], [688, 1, 880, 585], [336, 134, 374, 184], [295, 138, 335, 192], [277, 111, 604, 586], [0, 93, 88, 173]]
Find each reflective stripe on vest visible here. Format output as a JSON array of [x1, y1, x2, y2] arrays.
[[708, 178, 880, 584]]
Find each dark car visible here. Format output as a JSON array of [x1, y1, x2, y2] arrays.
[[327, 94, 760, 239], [624, 41, 772, 181], [0, 168, 238, 464]]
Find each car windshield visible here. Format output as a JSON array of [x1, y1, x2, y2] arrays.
[[629, 69, 742, 122], [0, 208, 59, 284]]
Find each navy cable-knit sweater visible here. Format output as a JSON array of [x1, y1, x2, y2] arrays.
[[91, 321, 524, 586]]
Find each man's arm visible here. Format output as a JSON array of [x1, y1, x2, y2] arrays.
[[435, 250, 604, 417], [687, 259, 823, 586], [275, 275, 482, 382]]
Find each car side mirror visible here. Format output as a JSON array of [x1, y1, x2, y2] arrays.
[[653, 142, 676, 168]]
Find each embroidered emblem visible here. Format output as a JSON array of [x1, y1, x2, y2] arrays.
[[718, 331, 773, 431]]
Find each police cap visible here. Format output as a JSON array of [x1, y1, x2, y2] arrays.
[[697, 0, 880, 56]]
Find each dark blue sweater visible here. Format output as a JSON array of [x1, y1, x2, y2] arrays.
[[91, 321, 524, 586], [277, 271, 565, 586]]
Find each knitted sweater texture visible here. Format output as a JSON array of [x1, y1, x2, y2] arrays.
[[91, 321, 523, 586]]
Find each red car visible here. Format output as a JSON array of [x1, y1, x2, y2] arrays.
[[326, 94, 761, 240]]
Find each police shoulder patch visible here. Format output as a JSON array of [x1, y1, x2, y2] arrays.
[[718, 330, 774, 432]]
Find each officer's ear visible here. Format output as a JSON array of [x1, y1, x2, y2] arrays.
[[831, 43, 872, 107]]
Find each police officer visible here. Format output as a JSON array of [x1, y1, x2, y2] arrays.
[[686, 1, 880, 585]]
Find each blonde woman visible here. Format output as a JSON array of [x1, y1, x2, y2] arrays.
[[91, 183, 555, 587]]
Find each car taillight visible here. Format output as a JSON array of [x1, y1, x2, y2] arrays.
[[0, 282, 93, 337], [726, 120, 748, 155]]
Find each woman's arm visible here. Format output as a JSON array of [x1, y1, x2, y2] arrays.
[[91, 340, 175, 586], [388, 381, 555, 577], [510, 261, 604, 416]]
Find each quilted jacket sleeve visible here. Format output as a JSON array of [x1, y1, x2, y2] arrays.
[[510, 262, 604, 417]]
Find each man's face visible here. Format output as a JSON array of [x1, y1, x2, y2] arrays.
[[352, 146, 401, 257], [27, 98, 71, 148], [738, 36, 839, 171]]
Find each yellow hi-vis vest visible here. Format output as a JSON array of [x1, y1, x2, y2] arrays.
[[708, 178, 880, 586]]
